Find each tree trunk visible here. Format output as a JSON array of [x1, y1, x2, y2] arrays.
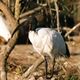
[[0, 31, 19, 80], [0, 1, 19, 80], [2, 0, 8, 6], [0, 1, 17, 33]]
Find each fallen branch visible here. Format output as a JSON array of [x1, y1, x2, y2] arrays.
[[21, 57, 44, 79], [65, 23, 80, 38]]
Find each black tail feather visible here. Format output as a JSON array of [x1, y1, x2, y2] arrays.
[[65, 43, 70, 58]]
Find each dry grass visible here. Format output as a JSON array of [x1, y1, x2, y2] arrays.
[[0, 38, 80, 80]]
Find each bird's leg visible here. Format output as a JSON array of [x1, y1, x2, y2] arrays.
[[52, 57, 55, 76], [44, 56, 48, 78], [44, 56, 55, 79], [45, 56, 51, 78]]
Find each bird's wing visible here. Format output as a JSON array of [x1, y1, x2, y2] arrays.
[[51, 31, 66, 56], [29, 31, 43, 53], [37, 28, 53, 54]]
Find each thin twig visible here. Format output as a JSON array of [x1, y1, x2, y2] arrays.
[[54, 0, 60, 32], [19, 4, 47, 19]]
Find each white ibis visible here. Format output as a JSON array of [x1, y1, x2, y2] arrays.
[[29, 28, 70, 79]]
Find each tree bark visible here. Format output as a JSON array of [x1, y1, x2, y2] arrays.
[[0, 46, 7, 80], [15, 0, 21, 20], [0, 31, 19, 80], [54, 0, 60, 32], [2, 0, 8, 6]]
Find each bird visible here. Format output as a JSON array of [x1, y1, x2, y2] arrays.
[[28, 28, 70, 79], [0, 14, 11, 44]]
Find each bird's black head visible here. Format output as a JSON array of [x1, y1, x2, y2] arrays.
[[30, 15, 38, 31]]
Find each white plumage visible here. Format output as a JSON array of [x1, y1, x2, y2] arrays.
[[0, 15, 11, 42], [29, 28, 67, 60]]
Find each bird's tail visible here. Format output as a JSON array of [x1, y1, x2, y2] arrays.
[[65, 43, 70, 58]]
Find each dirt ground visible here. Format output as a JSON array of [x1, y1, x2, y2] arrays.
[[0, 36, 80, 80]]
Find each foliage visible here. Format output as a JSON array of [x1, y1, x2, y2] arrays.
[[67, 75, 79, 80]]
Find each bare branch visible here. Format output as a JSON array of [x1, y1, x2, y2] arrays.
[[54, 0, 60, 32], [19, 4, 47, 19], [65, 23, 80, 38], [15, 0, 21, 20]]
